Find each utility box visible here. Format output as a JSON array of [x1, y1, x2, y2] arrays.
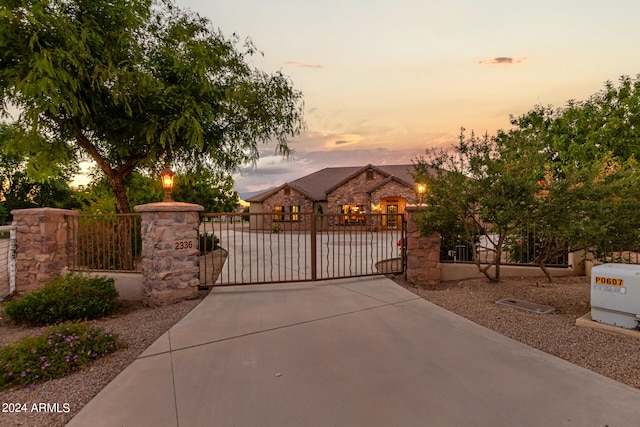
[[591, 263, 640, 330]]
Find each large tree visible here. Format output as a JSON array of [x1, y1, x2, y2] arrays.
[[0, 0, 304, 213], [499, 76, 640, 262], [413, 129, 540, 282]]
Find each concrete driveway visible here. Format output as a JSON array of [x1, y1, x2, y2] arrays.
[[68, 276, 640, 426]]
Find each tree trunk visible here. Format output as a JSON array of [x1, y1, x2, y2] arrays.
[[74, 133, 134, 214], [537, 262, 554, 283], [107, 172, 131, 214]]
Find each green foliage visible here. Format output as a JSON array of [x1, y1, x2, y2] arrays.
[[0, 0, 305, 213], [76, 171, 164, 214], [499, 76, 640, 260], [0, 123, 80, 223], [199, 233, 220, 253], [4, 274, 119, 325], [414, 128, 538, 281], [417, 76, 640, 282], [0, 321, 122, 390], [502, 229, 568, 265], [171, 167, 240, 212]]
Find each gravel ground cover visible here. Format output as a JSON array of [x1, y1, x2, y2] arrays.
[[0, 295, 204, 427], [1, 275, 639, 426]]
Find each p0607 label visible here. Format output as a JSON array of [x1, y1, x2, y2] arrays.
[[594, 276, 624, 287]]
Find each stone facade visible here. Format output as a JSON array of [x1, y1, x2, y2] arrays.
[[11, 208, 78, 293], [327, 169, 387, 214], [405, 205, 441, 286], [260, 186, 314, 231], [134, 202, 204, 307], [370, 180, 416, 212]]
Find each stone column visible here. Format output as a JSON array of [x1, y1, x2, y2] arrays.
[[404, 205, 441, 286], [134, 202, 204, 307], [11, 208, 78, 293]]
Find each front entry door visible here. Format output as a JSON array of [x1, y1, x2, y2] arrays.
[[386, 205, 398, 229]]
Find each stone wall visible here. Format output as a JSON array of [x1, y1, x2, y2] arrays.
[[11, 208, 78, 293], [11, 203, 205, 306], [134, 202, 203, 307], [370, 181, 416, 211], [405, 205, 441, 286]]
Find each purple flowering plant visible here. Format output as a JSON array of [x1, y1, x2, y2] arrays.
[[0, 321, 122, 390]]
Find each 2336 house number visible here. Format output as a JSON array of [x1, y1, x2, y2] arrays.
[[174, 240, 194, 250]]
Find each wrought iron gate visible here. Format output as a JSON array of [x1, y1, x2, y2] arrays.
[[199, 212, 406, 286]]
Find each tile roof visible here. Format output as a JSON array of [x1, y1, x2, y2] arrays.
[[246, 164, 428, 203]]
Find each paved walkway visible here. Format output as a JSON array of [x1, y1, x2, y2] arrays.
[[68, 276, 640, 426]]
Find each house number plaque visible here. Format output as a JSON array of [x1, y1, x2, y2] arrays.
[[174, 240, 195, 251]]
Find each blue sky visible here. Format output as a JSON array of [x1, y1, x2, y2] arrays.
[[177, 0, 640, 197]]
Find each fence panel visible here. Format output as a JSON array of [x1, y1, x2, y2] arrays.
[[199, 212, 313, 286], [440, 224, 569, 267], [591, 241, 640, 264], [315, 213, 405, 280], [69, 214, 142, 272], [199, 212, 406, 286]]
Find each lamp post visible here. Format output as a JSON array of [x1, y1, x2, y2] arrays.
[[416, 183, 427, 204], [159, 165, 175, 202]]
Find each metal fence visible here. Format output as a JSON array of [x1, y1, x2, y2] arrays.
[[590, 241, 640, 264], [199, 212, 405, 286], [68, 213, 142, 272], [440, 225, 569, 267]]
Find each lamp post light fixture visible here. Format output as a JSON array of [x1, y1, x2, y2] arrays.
[[416, 183, 427, 204], [159, 165, 176, 202]]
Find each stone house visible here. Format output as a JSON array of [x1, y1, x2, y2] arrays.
[[246, 164, 430, 230]]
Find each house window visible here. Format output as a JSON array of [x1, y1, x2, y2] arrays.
[[290, 205, 300, 222], [339, 204, 366, 224], [366, 170, 374, 180], [274, 205, 300, 222], [274, 205, 285, 222], [284, 188, 291, 196]]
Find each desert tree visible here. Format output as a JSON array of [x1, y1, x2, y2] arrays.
[[0, 0, 305, 214]]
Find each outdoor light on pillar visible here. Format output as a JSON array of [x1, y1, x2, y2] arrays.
[[416, 183, 427, 204], [160, 165, 175, 202]]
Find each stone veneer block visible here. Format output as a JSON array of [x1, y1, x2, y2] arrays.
[[404, 205, 441, 287], [134, 202, 204, 307], [11, 208, 78, 293]]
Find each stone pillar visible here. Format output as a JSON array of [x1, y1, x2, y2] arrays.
[[134, 202, 204, 307], [405, 205, 441, 286], [11, 208, 78, 293]]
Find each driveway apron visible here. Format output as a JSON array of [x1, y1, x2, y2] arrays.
[[67, 276, 640, 427]]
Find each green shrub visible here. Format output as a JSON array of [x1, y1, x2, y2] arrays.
[[0, 321, 122, 390], [3, 273, 119, 325], [199, 232, 220, 253]]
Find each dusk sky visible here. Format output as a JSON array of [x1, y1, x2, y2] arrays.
[[180, 0, 640, 198]]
